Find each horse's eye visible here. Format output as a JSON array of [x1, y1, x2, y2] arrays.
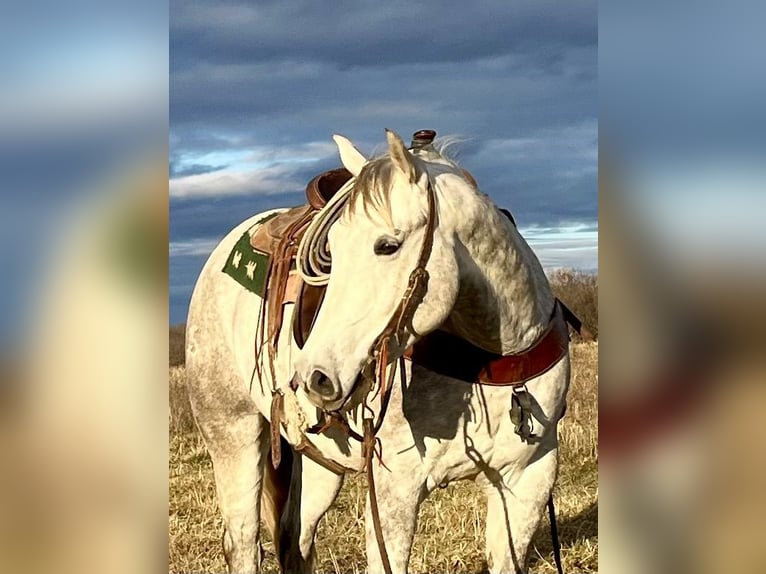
[[373, 236, 400, 256]]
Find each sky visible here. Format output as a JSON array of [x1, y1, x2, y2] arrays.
[[169, 0, 598, 324]]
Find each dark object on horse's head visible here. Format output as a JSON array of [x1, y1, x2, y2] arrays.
[[410, 129, 437, 149]]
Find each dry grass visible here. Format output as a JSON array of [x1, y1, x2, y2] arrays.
[[549, 270, 598, 341], [169, 343, 598, 573], [170, 324, 186, 368]]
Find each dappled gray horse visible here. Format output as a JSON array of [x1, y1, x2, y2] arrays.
[[186, 130, 570, 573]]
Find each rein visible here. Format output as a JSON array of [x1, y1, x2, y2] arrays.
[[357, 174, 438, 574]]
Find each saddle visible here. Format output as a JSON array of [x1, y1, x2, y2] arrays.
[[306, 168, 353, 210], [249, 168, 352, 350]]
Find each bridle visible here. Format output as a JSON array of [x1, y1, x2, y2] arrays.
[[349, 171, 438, 426], [359, 173, 437, 574]]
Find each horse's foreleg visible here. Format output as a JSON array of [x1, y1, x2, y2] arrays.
[[203, 410, 270, 574], [484, 446, 558, 574], [279, 454, 344, 574], [364, 466, 425, 574]]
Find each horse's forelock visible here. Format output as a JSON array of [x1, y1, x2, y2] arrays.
[[343, 142, 463, 224], [345, 156, 396, 222]]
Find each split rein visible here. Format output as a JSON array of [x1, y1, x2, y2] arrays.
[[363, 176, 436, 574], [306, 175, 438, 574]]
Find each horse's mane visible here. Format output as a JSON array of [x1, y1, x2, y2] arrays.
[[345, 139, 466, 223]]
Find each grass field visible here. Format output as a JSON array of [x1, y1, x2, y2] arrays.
[[169, 342, 597, 573]]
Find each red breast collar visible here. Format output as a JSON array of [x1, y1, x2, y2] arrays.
[[404, 301, 569, 386]]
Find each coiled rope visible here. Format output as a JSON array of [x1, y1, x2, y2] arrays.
[[296, 177, 355, 286]]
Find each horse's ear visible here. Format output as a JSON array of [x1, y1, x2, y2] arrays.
[[385, 129, 418, 184], [332, 134, 367, 177]]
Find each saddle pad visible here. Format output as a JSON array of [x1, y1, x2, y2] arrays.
[[221, 213, 279, 296]]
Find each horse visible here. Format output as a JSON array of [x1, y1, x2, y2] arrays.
[[185, 129, 570, 573]]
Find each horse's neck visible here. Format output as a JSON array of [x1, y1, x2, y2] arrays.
[[442, 186, 554, 355]]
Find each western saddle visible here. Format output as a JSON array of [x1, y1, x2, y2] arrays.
[[249, 167, 353, 350]]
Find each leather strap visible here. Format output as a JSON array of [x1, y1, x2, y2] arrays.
[[560, 301, 595, 341], [384, 175, 437, 339], [282, 272, 302, 305], [358, 176, 438, 574], [270, 392, 284, 469], [404, 300, 569, 387], [548, 494, 565, 574], [477, 302, 568, 385], [294, 436, 353, 475], [266, 207, 316, 351], [364, 419, 392, 574], [292, 280, 326, 349]]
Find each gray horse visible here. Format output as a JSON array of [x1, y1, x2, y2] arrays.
[[186, 130, 570, 573]]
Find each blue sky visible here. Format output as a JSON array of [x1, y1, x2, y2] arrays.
[[169, 0, 598, 324]]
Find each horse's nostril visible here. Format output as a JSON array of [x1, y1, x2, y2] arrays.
[[307, 369, 338, 398], [289, 372, 302, 391]]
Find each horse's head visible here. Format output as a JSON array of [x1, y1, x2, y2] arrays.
[[294, 130, 462, 410]]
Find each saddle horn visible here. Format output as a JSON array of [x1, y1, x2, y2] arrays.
[[410, 129, 436, 150]]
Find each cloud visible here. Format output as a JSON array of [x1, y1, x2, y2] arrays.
[[171, 1, 596, 70], [168, 1, 598, 322], [169, 140, 340, 198], [242, 141, 338, 164], [472, 121, 598, 164], [522, 225, 599, 271], [169, 238, 220, 258], [169, 162, 228, 178], [170, 48, 596, 145], [170, 164, 305, 198]]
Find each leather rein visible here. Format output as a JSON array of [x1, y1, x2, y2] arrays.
[[302, 174, 438, 574], [359, 174, 438, 574]]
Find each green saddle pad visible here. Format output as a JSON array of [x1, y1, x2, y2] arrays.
[[221, 213, 278, 296]]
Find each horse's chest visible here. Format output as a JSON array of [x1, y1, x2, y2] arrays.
[[417, 388, 537, 484]]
